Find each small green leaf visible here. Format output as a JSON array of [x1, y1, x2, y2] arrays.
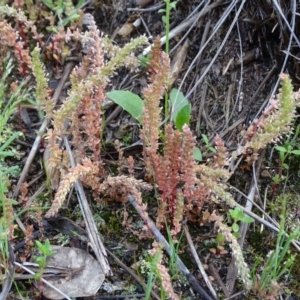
[[62, 14, 80, 25], [169, 1, 177, 9], [216, 233, 225, 243], [7, 198, 19, 205], [34, 256, 44, 264], [162, 15, 167, 24], [241, 216, 254, 223], [174, 104, 191, 131], [232, 223, 239, 232], [209, 146, 217, 153], [230, 207, 244, 220], [36, 241, 45, 252], [233, 232, 241, 238], [158, 9, 166, 13], [291, 149, 300, 155], [201, 134, 209, 145], [138, 54, 150, 68], [229, 209, 238, 219], [283, 163, 289, 169], [275, 146, 288, 153], [193, 147, 202, 161], [107, 90, 144, 122]]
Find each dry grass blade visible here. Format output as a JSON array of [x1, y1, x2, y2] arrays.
[[183, 0, 246, 101], [0, 243, 14, 300], [183, 225, 218, 300]]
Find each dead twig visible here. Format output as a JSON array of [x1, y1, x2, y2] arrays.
[[183, 224, 218, 299], [127, 2, 164, 12], [208, 263, 230, 297]]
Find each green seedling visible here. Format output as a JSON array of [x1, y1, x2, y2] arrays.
[[144, 249, 161, 300], [165, 222, 182, 278], [275, 124, 300, 169], [42, 0, 86, 31], [210, 232, 228, 255], [229, 207, 254, 238], [201, 134, 216, 154], [255, 197, 300, 297], [158, 0, 177, 54], [33, 239, 56, 280], [271, 125, 300, 196], [158, 0, 177, 124]]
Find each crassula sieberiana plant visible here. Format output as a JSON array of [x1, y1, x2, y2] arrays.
[[44, 14, 148, 217], [236, 73, 297, 162]]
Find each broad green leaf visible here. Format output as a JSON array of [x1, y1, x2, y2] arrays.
[[174, 104, 191, 131], [169, 88, 189, 120], [193, 147, 202, 161], [107, 90, 144, 122]]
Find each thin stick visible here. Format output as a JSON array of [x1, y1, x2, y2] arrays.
[[183, 225, 218, 299], [14, 262, 72, 300], [63, 136, 112, 276], [127, 2, 164, 12]]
